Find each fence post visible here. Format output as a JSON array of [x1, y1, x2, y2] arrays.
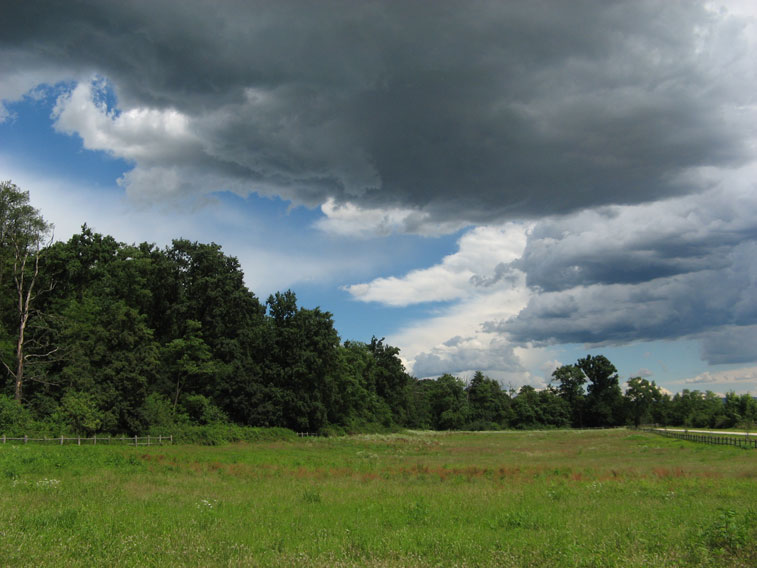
[[148, 435, 151, 447], [94, 434, 96, 445], [24, 435, 27, 444], [134, 435, 138, 447], [2, 434, 4, 444]]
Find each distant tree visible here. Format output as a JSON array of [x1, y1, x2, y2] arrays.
[[550, 364, 587, 427], [624, 377, 662, 427], [141, 393, 182, 431], [651, 392, 672, 427], [428, 374, 469, 430], [466, 371, 512, 428], [262, 290, 341, 432], [406, 378, 434, 430], [724, 391, 757, 434], [702, 390, 727, 428], [669, 389, 724, 428], [578, 355, 624, 427], [742, 395, 757, 437], [158, 239, 266, 422], [368, 337, 413, 425], [511, 385, 540, 429], [164, 239, 266, 362], [510, 384, 570, 429], [331, 341, 391, 429], [538, 388, 571, 428], [723, 391, 742, 428]]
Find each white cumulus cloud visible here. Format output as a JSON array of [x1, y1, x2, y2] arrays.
[[681, 366, 757, 388], [344, 223, 529, 306]]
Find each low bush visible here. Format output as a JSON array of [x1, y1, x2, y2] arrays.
[[462, 420, 502, 431], [168, 423, 296, 445]]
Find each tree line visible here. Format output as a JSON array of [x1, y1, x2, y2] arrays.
[[1, 181, 755, 436]]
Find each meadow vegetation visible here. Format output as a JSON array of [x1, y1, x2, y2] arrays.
[[1, 429, 755, 567]]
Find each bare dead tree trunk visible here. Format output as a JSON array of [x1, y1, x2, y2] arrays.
[[10, 241, 40, 403]]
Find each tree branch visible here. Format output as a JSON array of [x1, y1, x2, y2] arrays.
[[24, 346, 59, 360]]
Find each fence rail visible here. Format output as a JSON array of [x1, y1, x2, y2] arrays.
[[642, 428, 757, 449], [0, 434, 172, 446]]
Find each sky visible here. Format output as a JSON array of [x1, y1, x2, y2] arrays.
[[2, 0, 757, 395]]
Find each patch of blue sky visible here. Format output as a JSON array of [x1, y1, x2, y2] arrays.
[[0, 86, 130, 187], [295, 283, 458, 345], [208, 190, 464, 279], [88, 76, 121, 116]]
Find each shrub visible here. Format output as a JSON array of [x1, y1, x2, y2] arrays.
[[52, 391, 103, 436], [462, 420, 502, 431], [142, 393, 184, 430], [0, 395, 34, 436], [170, 424, 296, 445], [180, 394, 228, 425]]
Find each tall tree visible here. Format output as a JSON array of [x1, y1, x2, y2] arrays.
[[578, 355, 624, 427], [428, 374, 469, 430], [57, 295, 159, 433], [262, 291, 341, 431], [367, 337, 413, 425], [625, 377, 662, 427], [467, 371, 512, 428], [511, 385, 540, 429], [670, 389, 724, 428], [161, 239, 266, 418], [335, 341, 394, 428], [0, 181, 52, 403], [550, 364, 587, 427], [159, 320, 216, 411]]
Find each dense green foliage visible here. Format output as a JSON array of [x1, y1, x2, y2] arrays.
[[1, 182, 755, 436], [2, 226, 416, 434]]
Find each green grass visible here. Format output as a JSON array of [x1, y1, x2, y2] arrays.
[[1, 429, 756, 567]]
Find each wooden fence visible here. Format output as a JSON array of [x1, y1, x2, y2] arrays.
[[0, 434, 172, 446], [642, 428, 757, 449]]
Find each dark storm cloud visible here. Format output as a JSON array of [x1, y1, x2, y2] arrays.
[[514, 185, 757, 292], [2, 1, 755, 220], [698, 326, 757, 366], [480, 174, 757, 363], [498, 240, 757, 352]]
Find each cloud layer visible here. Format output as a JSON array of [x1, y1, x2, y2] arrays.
[[3, 1, 757, 222], [502, 169, 757, 353], [348, 172, 757, 378], [4, 1, 757, 388]]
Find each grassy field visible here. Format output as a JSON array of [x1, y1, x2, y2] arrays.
[[1, 429, 756, 567]]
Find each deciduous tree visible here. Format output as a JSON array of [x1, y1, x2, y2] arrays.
[[625, 376, 662, 427], [578, 355, 625, 427], [0, 181, 52, 403], [551, 364, 587, 427]]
